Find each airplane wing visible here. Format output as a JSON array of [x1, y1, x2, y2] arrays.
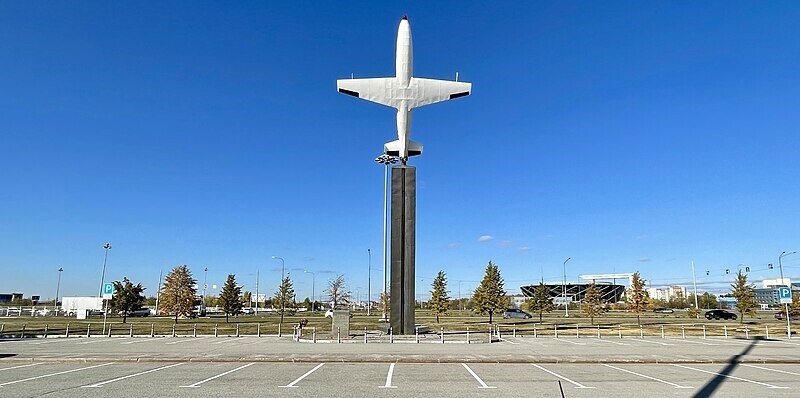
[[337, 78, 399, 108], [406, 78, 471, 109]]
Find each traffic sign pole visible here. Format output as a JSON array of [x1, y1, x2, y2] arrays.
[[778, 287, 792, 338]]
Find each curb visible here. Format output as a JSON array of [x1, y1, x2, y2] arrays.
[[3, 357, 800, 364]]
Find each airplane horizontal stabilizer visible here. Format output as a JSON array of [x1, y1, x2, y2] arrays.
[[384, 139, 423, 157]]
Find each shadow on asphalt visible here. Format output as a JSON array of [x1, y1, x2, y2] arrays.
[[691, 339, 759, 398], [0, 353, 17, 358]]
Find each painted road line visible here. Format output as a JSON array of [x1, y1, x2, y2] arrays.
[[77, 338, 121, 345], [672, 364, 788, 389], [380, 363, 397, 388], [532, 364, 594, 389], [121, 338, 161, 345], [0, 363, 42, 372], [180, 363, 254, 388], [665, 339, 718, 346], [209, 337, 245, 345], [461, 364, 496, 389], [742, 364, 800, 377], [82, 363, 183, 388], [166, 337, 210, 345], [550, 338, 585, 345], [497, 337, 519, 345], [0, 363, 113, 386], [629, 339, 672, 346], [603, 364, 692, 388], [588, 338, 629, 346], [280, 363, 325, 388]]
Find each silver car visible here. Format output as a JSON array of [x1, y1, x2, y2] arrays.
[[502, 308, 532, 319]]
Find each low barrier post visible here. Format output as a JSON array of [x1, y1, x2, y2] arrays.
[[65, 323, 70, 338]]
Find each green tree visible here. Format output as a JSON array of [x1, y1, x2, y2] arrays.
[[699, 292, 718, 309], [523, 282, 555, 322], [325, 274, 351, 309], [242, 291, 252, 307], [218, 274, 243, 323], [159, 265, 197, 323], [108, 277, 146, 324], [274, 274, 296, 323], [301, 297, 312, 311], [627, 272, 649, 325], [731, 271, 757, 324], [429, 271, 450, 323], [472, 261, 507, 323], [788, 294, 800, 318], [583, 283, 604, 325]]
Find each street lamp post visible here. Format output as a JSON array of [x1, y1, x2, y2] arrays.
[[779, 251, 796, 337], [375, 154, 398, 321], [304, 270, 316, 311], [272, 256, 285, 316], [203, 267, 208, 308], [691, 261, 699, 318], [367, 248, 371, 316], [55, 267, 63, 311], [98, 243, 112, 296], [563, 257, 571, 317]]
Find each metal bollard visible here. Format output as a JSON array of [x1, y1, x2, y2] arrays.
[[337, 327, 340, 343], [108, 323, 112, 337], [639, 325, 643, 339], [702, 324, 706, 339], [745, 329, 749, 339], [313, 327, 316, 343], [278, 323, 282, 337], [576, 324, 579, 338], [487, 326, 491, 343], [661, 325, 664, 339], [765, 325, 769, 339], [465, 327, 469, 344], [618, 324, 622, 339], [554, 323, 558, 338], [441, 327, 444, 344], [533, 323, 537, 338], [22, 324, 26, 338], [236, 323, 240, 337], [724, 325, 728, 339], [130, 324, 134, 337], [193, 324, 197, 337], [87, 323, 91, 337], [682, 327, 685, 339], [214, 323, 218, 337], [513, 324, 516, 338], [44, 324, 48, 338], [597, 325, 600, 339], [364, 327, 368, 344], [416, 328, 420, 343], [257, 323, 261, 337], [65, 323, 70, 338], [0, 324, 4, 336], [171, 324, 176, 337], [151, 323, 155, 338]]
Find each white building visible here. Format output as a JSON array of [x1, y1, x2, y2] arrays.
[[647, 286, 687, 301], [762, 278, 792, 288]]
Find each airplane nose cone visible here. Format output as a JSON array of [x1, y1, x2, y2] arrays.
[[402, 15, 408, 20]]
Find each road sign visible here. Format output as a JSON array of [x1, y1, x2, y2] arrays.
[[102, 282, 115, 299], [778, 287, 792, 304]]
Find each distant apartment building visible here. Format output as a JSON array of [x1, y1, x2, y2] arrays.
[[755, 288, 780, 306], [762, 278, 792, 288], [647, 286, 687, 301], [0, 293, 23, 304]]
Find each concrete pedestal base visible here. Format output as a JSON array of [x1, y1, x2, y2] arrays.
[[390, 166, 416, 334]]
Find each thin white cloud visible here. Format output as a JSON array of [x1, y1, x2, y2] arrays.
[[478, 235, 493, 242]]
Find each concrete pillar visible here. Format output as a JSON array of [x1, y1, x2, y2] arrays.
[[390, 166, 416, 334]]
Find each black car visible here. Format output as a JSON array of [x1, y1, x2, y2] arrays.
[[502, 308, 532, 319], [704, 309, 737, 320]]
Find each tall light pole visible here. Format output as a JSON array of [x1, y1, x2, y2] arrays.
[[691, 261, 699, 318], [563, 257, 571, 317], [304, 270, 316, 311], [255, 268, 260, 315], [367, 248, 372, 316], [272, 256, 285, 316], [779, 251, 796, 337], [98, 242, 112, 296], [375, 154, 398, 321], [203, 267, 208, 308], [55, 267, 63, 311]]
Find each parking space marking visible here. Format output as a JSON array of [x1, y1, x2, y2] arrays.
[[461, 364, 496, 389], [672, 364, 788, 389], [0, 363, 41, 372], [121, 338, 161, 345], [742, 364, 800, 376], [588, 338, 628, 346], [77, 338, 122, 345], [82, 363, 183, 388], [531, 364, 594, 389], [0, 363, 113, 386], [665, 338, 718, 346], [280, 363, 324, 388], [551, 338, 585, 345], [380, 363, 397, 388], [497, 337, 519, 345], [28, 339, 67, 345], [166, 337, 210, 345], [628, 339, 672, 346], [209, 337, 245, 345], [603, 364, 692, 388], [179, 363, 254, 388]]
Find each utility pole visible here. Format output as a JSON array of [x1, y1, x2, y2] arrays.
[[367, 248, 371, 316], [691, 261, 699, 318]]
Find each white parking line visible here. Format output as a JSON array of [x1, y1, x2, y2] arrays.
[[0, 363, 113, 386], [461, 364, 495, 389], [121, 338, 161, 345], [380, 363, 397, 388], [0, 363, 42, 372], [588, 338, 629, 346], [180, 363, 254, 388], [209, 337, 244, 345], [603, 364, 692, 388], [672, 364, 788, 389], [665, 339, 719, 346], [77, 338, 121, 345], [531, 364, 594, 388], [166, 337, 210, 345], [497, 337, 519, 345], [551, 338, 585, 345], [82, 363, 183, 388], [742, 364, 800, 376], [628, 339, 672, 346], [280, 363, 324, 388]]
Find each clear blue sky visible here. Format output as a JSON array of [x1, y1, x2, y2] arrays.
[[2, 2, 799, 302]]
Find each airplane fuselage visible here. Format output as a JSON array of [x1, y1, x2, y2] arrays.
[[395, 19, 413, 163]]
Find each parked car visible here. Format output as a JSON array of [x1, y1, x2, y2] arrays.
[[653, 307, 674, 314], [240, 308, 255, 315], [705, 309, 737, 320], [126, 309, 150, 317], [774, 312, 800, 321], [502, 308, 532, 319]]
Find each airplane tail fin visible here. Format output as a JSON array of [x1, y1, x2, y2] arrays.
[[384, 139, 423, 157]]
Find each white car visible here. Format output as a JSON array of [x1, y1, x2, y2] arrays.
[[325, 309, 334, 318]]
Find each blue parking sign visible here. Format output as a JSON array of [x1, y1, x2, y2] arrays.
[[103, 282, 115, 298], [778, 287, 792, 304]]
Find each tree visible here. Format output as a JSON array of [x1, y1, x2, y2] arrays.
[[524, 282, 555, 322], [730, 271, 757, 324], [627, 272, 649, 325], [325, 274, 351, 309], [699, 292, 718, 309], [242, 291, 252, 307], [472, 261, 507, 323], [583, 283, 604, 325], [108, 277, 146, 324], [429, 271, 450, 323], [274, 274, 296, 323], [788, 294, 800, 318], [218, 274, 243, 323], [159, 265, 197, 323]]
